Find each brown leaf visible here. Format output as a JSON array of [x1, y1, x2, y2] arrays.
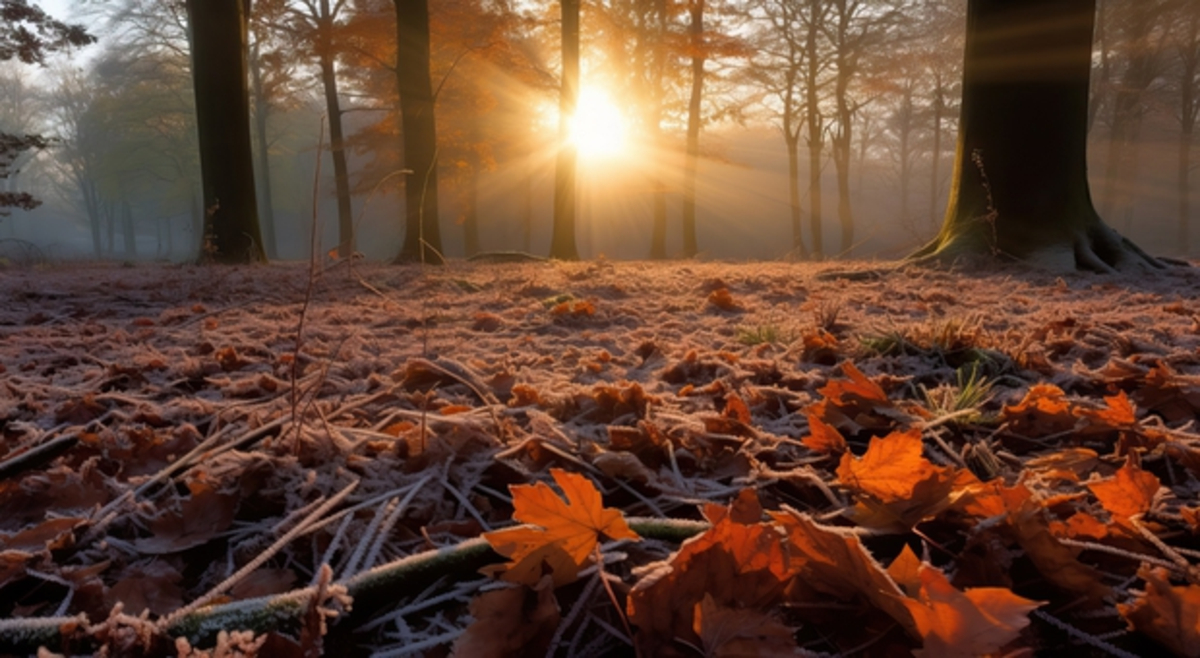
[[707, 287, 742, 311], [451, 577, 561, 658], [627, 492, 791, 657], [693, 593, 797, 657], [902, 563, 1041, 658], [1087, 455, 1160, 525], [106, 561, 184, 617], [801, 415, 846, 455], [1001, 383, 1076, 438], [772, 510, 917, 637], [135, 480, 239, 554], [1119, 566, 1200, 657]]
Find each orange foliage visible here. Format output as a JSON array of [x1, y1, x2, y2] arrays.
[[1118, 566, 1200, 658], [706, 287, 743, 311], [483, 469, 639, 587], [1086, 455, 1161, 525], [1001, 383, 1076, 437], [902, 564, 1042, 658]]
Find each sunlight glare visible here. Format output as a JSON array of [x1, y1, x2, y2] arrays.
[[568, 88, 629, 160]]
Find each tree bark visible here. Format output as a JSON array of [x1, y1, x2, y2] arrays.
[[185, 0, 266, 264], [317, 0, 355, 259], [550, 0, 580, 260], [394, 0, 443, 264], [911, 0, 1161, 273], [681, 0, 704, 259], [804, 0, 824, 259]]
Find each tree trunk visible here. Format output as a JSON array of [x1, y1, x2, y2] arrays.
[[317, 0, 355, 259], [185, 0, 266, 264], [647, 0, 668, 260], [463, 164, 480, 257], [121, 199, 137, 258], [1179, 125, 1193, 256], [681, 0, 704, 259], [394, 0, 443, 263], [929, 77, 944, 229], [804, 0, 824, 259], [550, 0, 580, 260], [911, 0, 1161, 273], [785, 132, 807, 259], [249, 43, 278, 259]]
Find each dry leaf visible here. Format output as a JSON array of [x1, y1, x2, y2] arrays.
[[1119, 566, 1200, 658], [1001, 383, 1076, 437], [135, 480, 239, 555], [888, 545, 923, 597], [483, 469, 639, 587], [902, 563, 1041, 658], [1086, 455, 1160, 525], [801, 415, 846, 455], [627, 492, 791, 657], [451, 577, 561, 658], [707, 287, 742, 311], [693, 593, 797, 657]]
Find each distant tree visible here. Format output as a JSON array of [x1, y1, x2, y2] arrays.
[[680, 0, 704, 258], [912, 0, 1163, 272], [393, 0, 444, 263], [0, 0, 93, 215], [1170, 0, 1200, 256], [185, 0, 267, 263], [550, 0, 580, 260]]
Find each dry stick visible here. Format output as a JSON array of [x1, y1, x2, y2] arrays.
[[0, 433, 79, 482], [157, 479, 359, 632], [292, 114, 327, 452]]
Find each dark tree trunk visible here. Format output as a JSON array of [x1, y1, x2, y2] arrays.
[[804, 0, 824, 259], [928, 75, 944, 229], [185, 0, 266, 264], [121, 199, 137, 258], [681, 0, 704, 258], [911, 0, 1161, 272], [394, 0, 443, 263], [550, 0, 580, 260], [249, 43, 278, 259], [317, 0, 355, 259], [463, 163, 481, 257], [785, 132, 807, 259]]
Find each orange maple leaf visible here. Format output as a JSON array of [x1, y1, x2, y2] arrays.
[[801, 414, 847, 454], [902, 563, 1042, 658], [1001, 383, 1077, 437], [483, 469, 639, 587], [835, 428, 976, 530], [1086, 455, 1161, 524], [1118, 566, 1200, 658], [1075, 390, 1138, 429]]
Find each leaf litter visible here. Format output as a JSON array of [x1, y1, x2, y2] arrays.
[[0, 259, 1198, 656]]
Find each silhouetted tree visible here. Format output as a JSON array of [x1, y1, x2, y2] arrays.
[[680, 0, 704, 258], [0, 0, 93, 215], [186, 0, 267, 263], [550, 0, 580, 260], [912, 0, 1162, 272], [394, 0, 443, 263]]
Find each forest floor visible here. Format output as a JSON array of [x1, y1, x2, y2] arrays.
[[1, 258, 1200, 657]]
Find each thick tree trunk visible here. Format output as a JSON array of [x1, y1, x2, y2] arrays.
[[550, 0, 580, 260], [681, 0, 704, 259], [185, 0, 266, 264], [911, 0, 1161, 273], [316, 0, 355, 259], [394, 0, 443, 263]]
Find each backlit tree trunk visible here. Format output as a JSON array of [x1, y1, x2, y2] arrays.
[[186, 0, 266, 264], [681, 0, 704, 258], [394, 0, 443, 263], [316, 0, 355, 259], [911, 0, 1161, 272], [550, 0, 580, 260]]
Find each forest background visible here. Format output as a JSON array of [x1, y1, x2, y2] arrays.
[[2, 0, 1199, 264]]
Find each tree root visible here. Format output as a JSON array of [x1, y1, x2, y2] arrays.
[[0, 517, 708, 654]]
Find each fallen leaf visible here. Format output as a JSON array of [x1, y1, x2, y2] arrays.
[[693, 593, 797, 657], [801, 415, 846, 455], [483, 469, 639, 587], [1075, 391, 1137, 429], [627, 492, 791, 657], [1001, 383, 1076, 438], [134, 480, 239, 554], [707, 287, 742, 311], [902, 563, 1042, 658], [451, 577, 561, 658], [1118, 566, 1200, 658], [1086, 455, 1160, 525], [888, 545, 922, 597], [772, 510, 917, 637]]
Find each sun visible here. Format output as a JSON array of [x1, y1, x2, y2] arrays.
[[568, 87, 629, 160]]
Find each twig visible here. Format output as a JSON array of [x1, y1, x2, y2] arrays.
[[0, 433, 79, 482]]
